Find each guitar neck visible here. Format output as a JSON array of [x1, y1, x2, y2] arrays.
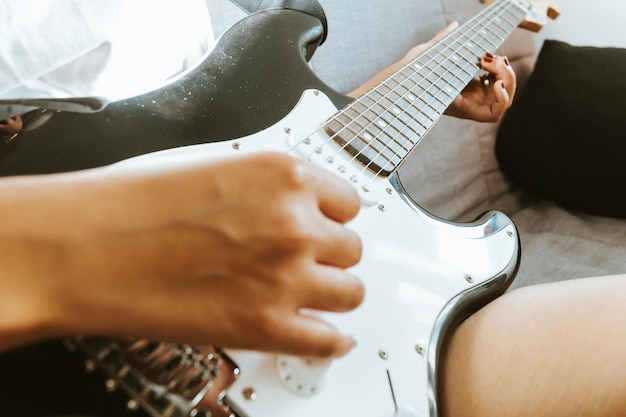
[[325, 0, 528, 177]]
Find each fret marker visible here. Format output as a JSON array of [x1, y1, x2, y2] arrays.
[[467, 42, 474, 48], [363, 132, 373, 141], [408, 94, 416, 101], [452, 55, 459, 61], [377, 120, 387, 128], [392, 107, 401, 114], [413, 63, 422, 70], [445, 86, 453, 94]]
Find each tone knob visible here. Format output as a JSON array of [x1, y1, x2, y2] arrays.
[[275, 355, 332, 396]]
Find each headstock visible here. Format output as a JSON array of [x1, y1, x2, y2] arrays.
[[486, 0, 561, 32]]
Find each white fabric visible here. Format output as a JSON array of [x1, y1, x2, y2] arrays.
[[0, 0, 214, 106]]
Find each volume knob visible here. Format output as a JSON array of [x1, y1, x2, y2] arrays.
[[275, 355, 332, 396]]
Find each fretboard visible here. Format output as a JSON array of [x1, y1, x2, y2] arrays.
[[324, 0, 528, 177]]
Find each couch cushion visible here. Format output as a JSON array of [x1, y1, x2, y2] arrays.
[[510, 201, 626, 288], [496, 40, 626, 219]]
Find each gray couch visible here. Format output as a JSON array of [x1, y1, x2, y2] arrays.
[[208, 0, 626, 289]]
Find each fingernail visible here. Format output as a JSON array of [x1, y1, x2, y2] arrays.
[[483, 53, 494, 63], [340, 326, 358, 349]]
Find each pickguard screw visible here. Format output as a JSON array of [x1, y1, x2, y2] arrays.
[[232, 142, 241, 150], [507, 230, 514, 237], [378, 204, 387, 212], [386, 188, 393, 195], [379, 350, 389, 360], [415, 344, 425, 355], [242, 387, 257, 401], [465, 274, 474, 283], [284, 127, 291, 134]]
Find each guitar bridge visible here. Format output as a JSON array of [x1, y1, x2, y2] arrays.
[[68, 337, 240, 417]]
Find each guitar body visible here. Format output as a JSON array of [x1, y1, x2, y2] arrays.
[[118, 86, 518, 417], [0, 7, 524, 417], [0, 10, 348, 176]]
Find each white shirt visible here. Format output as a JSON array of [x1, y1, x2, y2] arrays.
[[0, 0, 215, 118]]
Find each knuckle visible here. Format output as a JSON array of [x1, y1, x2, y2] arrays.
[[347, 232, 363, 266], [310, 335, 341, 358]]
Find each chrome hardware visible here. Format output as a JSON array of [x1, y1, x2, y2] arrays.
[[72, 337, 240, 417], [84, 359, 97, 373], [126, 399, 140, 412], [105, 378, 118, 392], [415, 344, 425, 356], [242, 387, 257, 401]]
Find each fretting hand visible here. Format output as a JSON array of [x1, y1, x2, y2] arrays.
[[350, 22, 517, 122]]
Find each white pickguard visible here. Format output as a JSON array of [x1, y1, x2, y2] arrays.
[[118, 90, 519, 417]]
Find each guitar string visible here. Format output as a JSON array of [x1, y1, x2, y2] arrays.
[[286, 0, 523, 181], [283, 0, 512, 174], [361, 0, 522, 177], [346, 0, 524, 178], [283, 0, 512, 172], [326, 0, 515, 179]]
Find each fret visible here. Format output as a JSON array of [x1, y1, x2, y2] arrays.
[[486, 26, 505, 43], [350, 98, 417, 156], [498, 10, 519, 28], [328, 0, 527, 176], [475, 28, 500, 49], [325, 117, 398, 176], [440, 62, 471, 91], [449, 55, 477, 79], [327, 106, 406, 170]]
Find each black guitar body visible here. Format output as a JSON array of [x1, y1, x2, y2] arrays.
[[0, 9, 342, 417], [0, 9, 350, 176]]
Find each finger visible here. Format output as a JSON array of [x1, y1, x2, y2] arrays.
[[276, 313, 358, 358], [309, 166, 361, 224], [312, 218, 362, 268], [298, 265, 365, 312], [481, 53, 516, 101], [490, 80, 510, 117]]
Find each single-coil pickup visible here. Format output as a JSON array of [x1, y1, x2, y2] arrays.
[[285, 127, 380, 206]]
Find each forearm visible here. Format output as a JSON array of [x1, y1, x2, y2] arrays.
[[0, 174, 85, 351]]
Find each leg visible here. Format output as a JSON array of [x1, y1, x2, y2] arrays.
[[440, 274, 626, 417]]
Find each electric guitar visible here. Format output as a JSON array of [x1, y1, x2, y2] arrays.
[[0, 1, 560, 416]]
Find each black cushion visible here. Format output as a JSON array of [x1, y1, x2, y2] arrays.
[[496, 40, 626, 218]]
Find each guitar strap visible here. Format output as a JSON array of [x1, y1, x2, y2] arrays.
[[228, 0, 328, 44]]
